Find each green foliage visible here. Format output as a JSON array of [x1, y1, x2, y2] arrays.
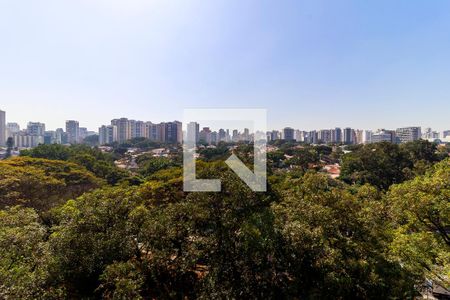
[[98, 261, 144, 300], [49, 187, 143, 296], [83, 134, 99, 146], [21, 143, 71, 161], [341, 141, 443, 190], [272, 173, 417, 298], [286, 147, 320, 173], [1, 148, 448, 298], [137, 155, 177, 178], [135, 166, 280, 299], [388, 159, 450, 286], [21, 144, 131, 185], [0, 157, 102, 211], [199, 143, 230, 161], [0, 206, 64, 299], [110, 137, 165, 149], [5, 137, 14, 158], [267, 150, 286, 172]]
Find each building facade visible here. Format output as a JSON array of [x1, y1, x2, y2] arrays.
[[395, 127, 421, 143], [187, 122, 200, 143], [283, 127, 295, 141], [6, 122, 20, 138], [99, 125, 118, 145], [66, 120, 80, 144], [111, 118, 131, 144], [343, 127, 353, 145], [13, 132, 44, 148], [371, 129, 394, 143]]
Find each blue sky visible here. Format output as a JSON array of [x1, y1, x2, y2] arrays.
[[1, 0, 449, 131]]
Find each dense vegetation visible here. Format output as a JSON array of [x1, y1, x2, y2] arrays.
[[21, 144, 132, 185], [0, 141, 448, 299]]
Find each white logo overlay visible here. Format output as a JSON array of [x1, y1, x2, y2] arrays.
[[183, 109, 267, 192]]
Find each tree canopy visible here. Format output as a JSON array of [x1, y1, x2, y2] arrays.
[[0, 141, 448, 298]]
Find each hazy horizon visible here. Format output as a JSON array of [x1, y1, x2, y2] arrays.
[[1, 1, 450, 131]]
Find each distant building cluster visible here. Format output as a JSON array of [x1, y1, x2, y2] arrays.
[[98, 118, 182, 145], [185, 122, 254, 145], [0, 108, 449, 149], [269, 126, 430, 145], [0, 109, 95, 148]]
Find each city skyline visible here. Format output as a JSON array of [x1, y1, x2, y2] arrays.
[[1, 1, 450, 131], [2, 107, 449, 148], [1, 108, 447, 135]]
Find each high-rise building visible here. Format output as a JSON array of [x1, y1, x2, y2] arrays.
[[443, 130, 450, 138], [44, 131, 61, 144], [99, 125, 118, 145], [6, 122, 20, 138], [199, 127, 212, 144], [129, 120, 136, 138], [55, 128, 66, 144], [232, 130, 239, 142], [27, 122, 46, 136], [395, 127, 421, 143], [218, 129, 227, 142], [0, 110, 5, 146], [210, 131, 218, 145], [267, 130, 280, 141], [283, 127, 295, 141], [363, 130, 372, 144], [111, 118, 131, 143], [126, 120, 145, 139], [334, 127, 342, 144], [66, 120, 80, 144], [164, 121, 182, 144], [294, 130, 303, 142], [355, 129, 364, 144], [240, 128, 250, 141], [144, 122, 161, 142], [318, 129, 331, 144], [371, 129, 393, 143], [307, 130, 318, 144], [134, 121, 146, 138], [422, 128, 440, 140], [79, 127, 88, 142], [343, 127, 353, 145], [187, 122, 200, 143]]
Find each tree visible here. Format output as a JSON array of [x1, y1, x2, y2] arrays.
[[387, 159, 450, 286], [83, 134, 99, 147], [49, 187, 143, 297], [21, 144, 131, 185], [271, 173, 417, 298], [267, 150, 285, 168], [341, 141, 446, 190], [98, 261, 144, 300], [136, 164, 282, 299], [340, 142, 410, 189], [286, 148, 320, 173], [400, 139, 439, 164], [137, 156, 176, 178], [0, 157, 103, 212], [0, 206, 64, 299], [0, 155, 445, 298], [5, 137, 14, 158], [199, 144, 230, 161]]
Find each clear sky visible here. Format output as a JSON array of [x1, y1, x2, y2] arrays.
[[1, 0, 450, 132]]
